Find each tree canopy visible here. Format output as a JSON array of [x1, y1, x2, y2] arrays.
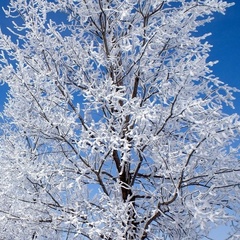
[[0, 0, 239, 239]]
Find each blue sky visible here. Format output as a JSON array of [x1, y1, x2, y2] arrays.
[[0, 1, 239, 239], [204, 0, 240, 115]]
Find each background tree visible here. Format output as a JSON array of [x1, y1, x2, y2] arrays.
[[0, 0, 239, 239]]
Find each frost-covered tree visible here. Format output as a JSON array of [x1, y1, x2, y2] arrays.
[[0, 0, 239, 239]]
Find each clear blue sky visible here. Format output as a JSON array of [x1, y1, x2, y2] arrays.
[[0, 1, 239, 239], [204, 0, 240, 115]]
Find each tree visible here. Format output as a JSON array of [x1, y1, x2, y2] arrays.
[[0, 0, 239, 239]]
